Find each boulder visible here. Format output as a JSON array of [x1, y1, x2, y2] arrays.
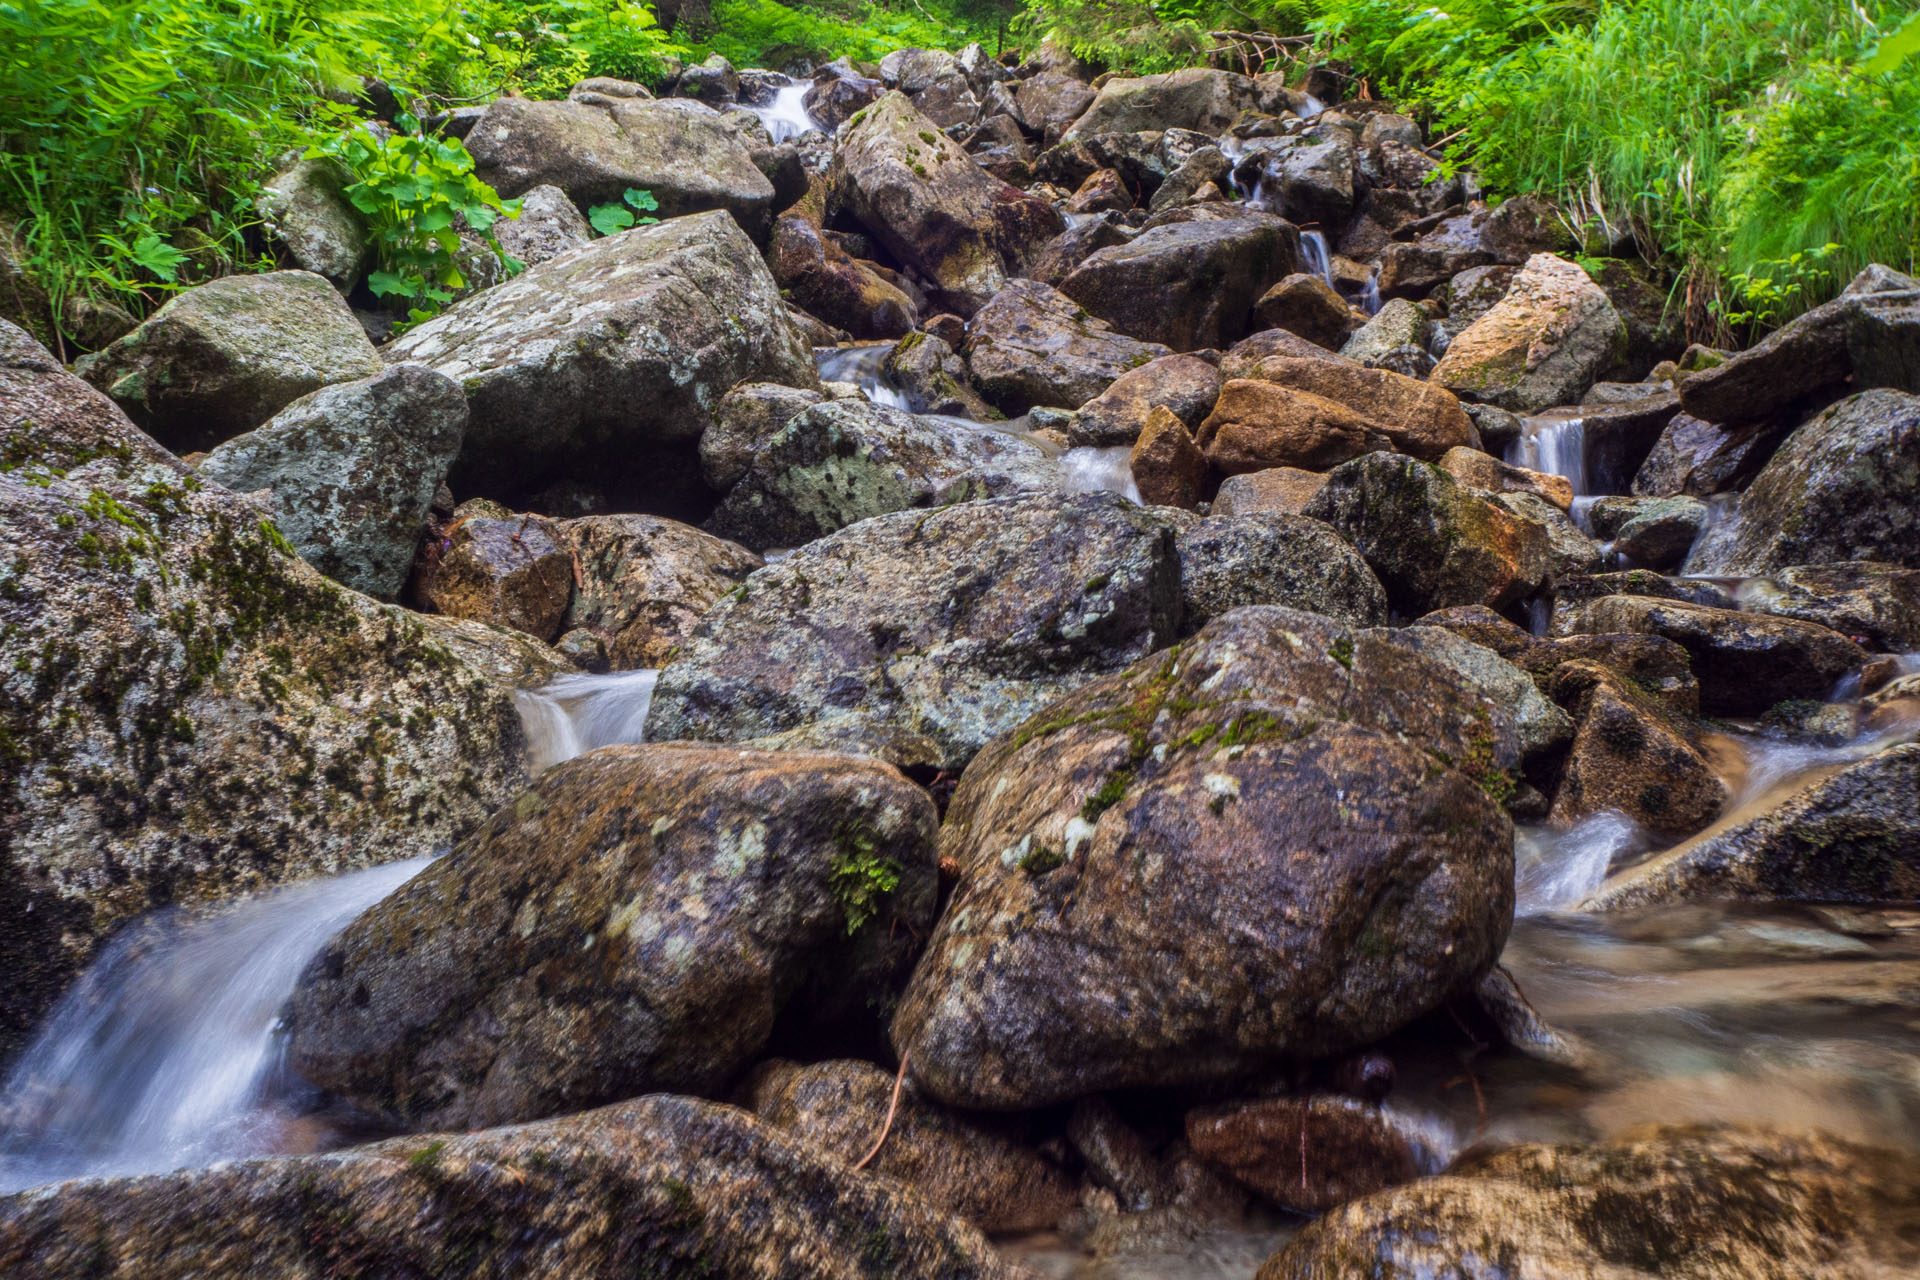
[[1304, 453, 1553, 614], [1587, 494, 1708, 568], [1196, 360, 1473, 472], [964, 278, 1171, 412], [421, 515, 573, 641], [1554, 595, 1866, 716], [0, 1095, 1020, 1280], [1548, 571, 1736, 635], [1496, 491, 1604, 577], [1129, 406, 1209, 508], [197, 364, 465, 599], [0, 325, 525, 1060], [884, 332, 995, 417], [465, 97, 777, 235], [1431, 253, 1627, 412], [74, 271, 381, 453], [767, 215, 917, 340], [1681, 390, 1920, 574], [699, 381, 825, 492], [1390, 625, 1572, 765], [1234, 130, 1357, 226], [647, 492, 1183, 770], [1063, 69, 1258, 139], [1478, 193, 1574, 264], [1013, 71, 1098, 143], [1070, 353, 1222, 446], [703, 399, 1058, 550], [676, 53, 739, 102], [1060, 214, 1300, 351], [1340, 297, 1431, 367], [1064, 166, 1133, 213], [880, 48, 980, 129], [254, 158, 367, 288], [1734, 562, 1920, 651], [1187, 1095, 1422, 1214], [1438, 446, 1573, 511], [288, 744, 937, 1129], [558, 515, 760, 668], [1631, 411, 1784, 498], [1375, 213, 1496, 300], [1253, 273, 1356, 350], [1175, 513, 1388, 629], [1145, 146, 1230, 214], [1261, 1125, 1920, 1280], [891, 606, 1516, 1110], [458, 183, 595, 296], [1028, 211, 1134, 285], [747, 1059, 1081, 1233], [386, 211, 816, 502], [805, 64, 883, 130], [1547, 661, 1726, 839], [1212, 466, 1329, 516], [832, 92, 1063, 315]]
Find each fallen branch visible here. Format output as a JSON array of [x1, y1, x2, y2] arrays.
[[852, 1051, 911, 1171]]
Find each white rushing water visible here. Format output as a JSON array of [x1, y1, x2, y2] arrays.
[[745, 81, 818, 144], [0, 857, 431, 1193], [514, 668, 660, 773], [1508, 408, 1588, 496], [1061, 445, 1142, 502], [815, 344, 911, 410], [1514, 810, 1647, 914], [1299, 230, 1336, 292]]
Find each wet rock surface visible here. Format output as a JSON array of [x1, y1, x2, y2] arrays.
[[559, 514, 761, 668]]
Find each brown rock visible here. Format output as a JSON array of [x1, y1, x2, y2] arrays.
[[1130, 405, 1210, 508], [1071, 352, 1222, 446], [423, 515, 574, 642], [559, 515, 761, 668], [1187, 1095, 1421, 1213], [1431, 253, 1628, 413], [1196, 378, 1381, 473], [1439, 445, 1574, 510], [1253, 273, 1359, 350], [1218, 354, 1474, 461], [1547, 661, 1726, 839], [1066, 166, 1133, 213], [767, 215, 917, 339], [1211, 466, 1329, 516]]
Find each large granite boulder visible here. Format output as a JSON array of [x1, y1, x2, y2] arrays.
[[1682, 389, 1920, 574], [0, 325, 525, 1060], [1071, 353, 1222, 446], [703, 399, 1059, 550], [1195, 358, 1474, 473], [197, 364, 466, 599], [831, 92, 1063, 315], [1060, 214, 1300, 351], [0, 1095, 1020, 1280], [1063, 68, 1257, 139], [385, 211, 817, 502], [1012, 71, 1098, 143], [254, 158, 368, 288], [1261, 1125, 1920, 1280], [74, 271, 381, 453], [879, 47, 981, 129], [558, 515, 761, 668], [892, 606, 1516, 1110], [466, 96, 777, 235], [1174, 512, 1388, 629], [698, 381, 825, 492], [1431, 253, 1627, 412], [288, 744, 937, 1130], [964, 278, 1171, 412], [647, 492, 1184, 770]]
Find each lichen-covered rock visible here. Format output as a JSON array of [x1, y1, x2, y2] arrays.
[[422, 515, 574, 642], [1554, 595, 1866, 716], [0, 1095, 1021, 1280], [891, 606, 1516, 1110], [1390, 625, 1571, 765], [1304, 453, 1552, 614], [1063, 68, 1257, 139], [647, 492, 1184, 770], [884, 332, 995, 418], [1582, 743, 1920, 910], [1070, 353, 1222, 447], [197, 364, 465, 599], [964, 278, 1171, 412], [1734, 562, 1920, 651], [558, 515, 760, 668], [1431, 253, 1628, 412], [385, 211, 817, 501], [832, 93, 1063, 315], [768, 215, 918, 340], [1260, 1125, 1920, 1280], [1187, 1095, 1422, 1214], [254, 158, 367, 288], [1681, 390, 1920, 574], [1060, 214, 1300, 352], [466, 96, 776, 234], [288, 745, 937, 1130], [1175, 513, 1387, 630], [699, 381, 825, 491], [703, 399, 1058, 550], [0, 324, 525, 1060], [457, 183, 594, 295], [1547, 660, 1725, 839], [746, 1059, 1081, 1233], [1340, 298, 1431, 367], [74, 271, 381, 453]]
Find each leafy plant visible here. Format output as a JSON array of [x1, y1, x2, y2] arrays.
[[310, 116, 519, 323], [828, 825, 902, 934], [587, 188, 662, 236]]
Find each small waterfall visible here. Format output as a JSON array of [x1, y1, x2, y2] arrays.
[[1508, 409, 1589, 496], [1513, 811, 1645, 914], [1299, 93, 1327, 119], [0, 858, 431, 1193], [745, 81, 818, 143], [1357, 266, 1382, 317], [1060, 445, 1141, 503], [514, 668, 660, 773], [1299, 230, 1336, 292], [815, 344, 910, 410]]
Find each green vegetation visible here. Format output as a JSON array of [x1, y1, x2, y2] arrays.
[[829, 822, 903, 933], [588, 187, 663, 236], [688, 0, 1009, 68]]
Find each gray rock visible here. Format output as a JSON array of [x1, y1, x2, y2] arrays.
[[885, 332, 994, 417], [1631, 411, 1786, 498], [1060, 214, 1300, 351], [1175, 512, 1388, 629], [648, 492, 1184, 770], [254, 158, 367, 288], [1341, 298, 1430, 367], [1234, 129, 1357, 226], [965, 278, 1172, 412], [458, 183, 593, 295], [559, 514, 761, 668], [703, 398, 1059, 550], [1063, 68, 1258, 139], [1395, 625, 1573, 764], [75, 271, 382, 453], [699, 381, 825, 491], [1734, 562, 1920, 651], [1588, 494, 1709, 569], [386, 210, 817, 501], [198, 364, 465, 599]]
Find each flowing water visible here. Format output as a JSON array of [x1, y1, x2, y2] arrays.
[[815, 343, 910, 409], [1298, 230, 1336, 293], [1507, 407, 1589, 497], [514, 668, 660, 773], [745, 81, 819, 144], [0, 857, 431, 1193], [1060, 445, 1143, 502]]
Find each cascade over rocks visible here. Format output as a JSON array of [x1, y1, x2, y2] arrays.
[[197, 363, 466, 599], [964, 277, 1172, 412], [703, 398, 1059, 550], [466, 96, 778, 236], [891, 606, 1516, 1110], [831, 92, 1063, 315], [0, 324, 525, 1060], [1059, 213, 1301, 351], [647, 492, 1184, 770], [288, 744, 937, 1130], [386, 210, 816, 504], [0, 1096, 1020, 1280], [75, 270, 382, 453]]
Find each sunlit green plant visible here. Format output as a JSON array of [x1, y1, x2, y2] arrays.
[[587, 187, 661, 235]]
